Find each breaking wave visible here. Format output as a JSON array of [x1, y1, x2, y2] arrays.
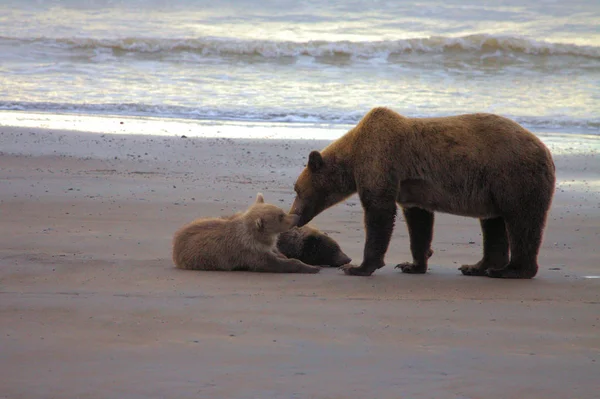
[[3, 34, 599, 60]]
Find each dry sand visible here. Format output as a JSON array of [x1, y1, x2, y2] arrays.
[[1, 125, 599, 399]]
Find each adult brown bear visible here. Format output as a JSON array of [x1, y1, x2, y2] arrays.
[[289, 107, 555, 279]]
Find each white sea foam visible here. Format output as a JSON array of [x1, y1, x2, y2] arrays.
[[0, 102, 598, 135]]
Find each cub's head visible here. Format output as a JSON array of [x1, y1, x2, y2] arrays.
[[290, 151, 354, 227], [299, 227, 352, 267], [246, 193, 299, 236]]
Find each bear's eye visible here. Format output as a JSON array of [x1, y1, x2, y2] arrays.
[[279, 214, 284, 221]]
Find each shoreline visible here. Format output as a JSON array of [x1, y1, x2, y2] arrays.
[[1, 119, 599, 158], [1, 109, 599, 140]]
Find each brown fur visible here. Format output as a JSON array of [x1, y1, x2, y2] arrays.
[[289, 107, 555, 279], [277, 225, 352, 267], [173, 193, 320, 273]]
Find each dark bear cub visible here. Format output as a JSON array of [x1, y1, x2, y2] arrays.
[[277, 225, 351, 267]]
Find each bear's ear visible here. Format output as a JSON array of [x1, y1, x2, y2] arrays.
[[255, 193, 265, 204], [255, 217, 264, 232], [308, 151, 324, 172]]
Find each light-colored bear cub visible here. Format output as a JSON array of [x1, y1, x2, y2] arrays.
[[172, 193, 320, 273]]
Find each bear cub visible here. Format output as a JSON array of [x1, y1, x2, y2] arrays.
[[172, 193, 320, 273], [277, 225, 351, 267]]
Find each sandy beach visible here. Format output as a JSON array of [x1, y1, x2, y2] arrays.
[[1, 124, 599, 399]]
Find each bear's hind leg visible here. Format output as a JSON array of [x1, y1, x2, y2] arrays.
[[395, 207, 434, 274], [486, 214, 545, 279], [460, 217, 509, 276]]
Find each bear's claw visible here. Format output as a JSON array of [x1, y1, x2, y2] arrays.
[[459, 264, 489, 276], [340, 264, 375, 276], [395, 262, 427, 274]]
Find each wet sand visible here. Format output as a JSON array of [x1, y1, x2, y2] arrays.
[[1, 125, 599, 399]]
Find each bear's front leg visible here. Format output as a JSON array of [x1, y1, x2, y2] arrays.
[[341, 200, 397, 276], [272, 248, 288, 259], [256, 253, 321, 274], [395, 207, 434, 274]]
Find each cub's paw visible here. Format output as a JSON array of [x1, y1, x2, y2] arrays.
[[340, 264, 375, 276], [395, 262, 427, 274], [303, 265, 321, 274]]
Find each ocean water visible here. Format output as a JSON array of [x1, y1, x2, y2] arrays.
[[0, 0, 599, 136]]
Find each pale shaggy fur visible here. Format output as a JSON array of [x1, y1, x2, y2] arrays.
[[172, 193, 320, 273]]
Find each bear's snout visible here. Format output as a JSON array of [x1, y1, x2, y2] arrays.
[[295, 215, 310, 228], [289, 197, 302, 216], [335, 253, 352, 267], [288, 214, 300, 227]]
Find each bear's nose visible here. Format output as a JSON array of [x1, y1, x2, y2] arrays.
[[336, 254, 352, 266], [289, 197, 303, 217], [289, 214, 300, 226]]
